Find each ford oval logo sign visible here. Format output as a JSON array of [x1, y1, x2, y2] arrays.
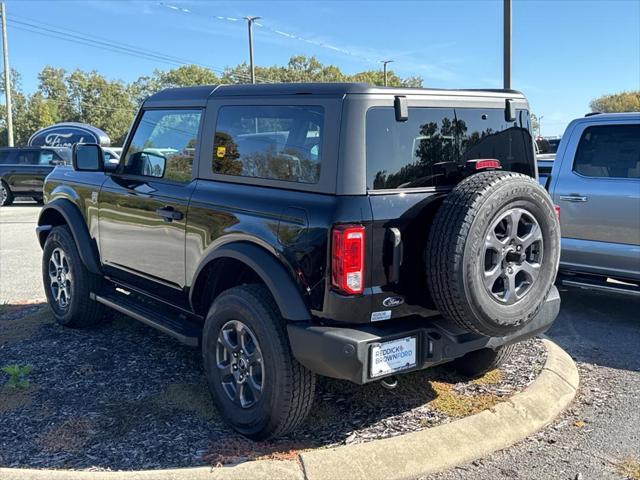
[[28, 122, 110, 148], [382, 296, 404, 308]]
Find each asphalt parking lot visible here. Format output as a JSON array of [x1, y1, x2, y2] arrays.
[[1, 203, 639, 479], [0, 203, 44, 303]]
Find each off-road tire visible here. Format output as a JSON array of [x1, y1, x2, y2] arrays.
[[427, 171, 560, 337], [0, 181, 14, 206], [450, 344, 516, 378], [42, 225, 105, 327], [202, 284, 316, 439]]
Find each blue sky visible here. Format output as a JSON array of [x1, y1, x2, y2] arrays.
[[3, 0, 640, 136]]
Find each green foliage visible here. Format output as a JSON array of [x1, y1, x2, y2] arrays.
[[590, 90, 640, 113], [1, 364, 33, 389], [0, 55, 423, 147]]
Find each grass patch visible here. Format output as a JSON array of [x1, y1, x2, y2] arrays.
[[618, 458, 640, 480], [38, 417, 95, 453], [472, 369, 504, 385], [0, 384, 37, 413], [428, 381, 501, 417], [2, 364, 33, 389], [0, 306, 50, 345], [149, 382, 218, 420]]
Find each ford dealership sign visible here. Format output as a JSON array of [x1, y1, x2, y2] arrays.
[[28, 122, 110, 148]]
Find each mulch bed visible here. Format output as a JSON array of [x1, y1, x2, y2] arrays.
[[0, 304, 546, 471]]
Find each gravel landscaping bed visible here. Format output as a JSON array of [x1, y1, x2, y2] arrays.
[[0, 304, 546, 471]]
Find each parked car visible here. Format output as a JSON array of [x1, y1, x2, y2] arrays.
[[543, 112, 640, 294], [0, 146, 70, 206], [36, 83, 561, 439]]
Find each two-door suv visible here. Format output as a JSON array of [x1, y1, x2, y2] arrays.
[[37, 83, 561, 439]]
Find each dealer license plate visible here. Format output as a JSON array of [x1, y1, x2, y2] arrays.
[[369, 336, 417, 378]]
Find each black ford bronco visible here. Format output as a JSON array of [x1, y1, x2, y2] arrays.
[[37, 83, 561, 439]]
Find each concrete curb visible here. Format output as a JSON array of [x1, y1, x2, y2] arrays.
[[0, 339, 577, 480]]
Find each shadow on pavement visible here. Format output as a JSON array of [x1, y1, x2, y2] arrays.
[[546, 288, 640, 372]]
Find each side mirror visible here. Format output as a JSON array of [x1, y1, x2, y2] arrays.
[[72, 143, 105, 172], [127, 151, 166, 178]]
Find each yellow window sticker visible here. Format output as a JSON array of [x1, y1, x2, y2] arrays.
[[216, 146, 226, 158]]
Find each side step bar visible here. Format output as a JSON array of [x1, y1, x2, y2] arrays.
[[92, 292, 202, 346], [559, 275, 640, 297]]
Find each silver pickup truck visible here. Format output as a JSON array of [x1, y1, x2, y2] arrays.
[[539, 112, 640, 295]]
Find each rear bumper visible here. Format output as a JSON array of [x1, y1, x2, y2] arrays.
[[288, 286, 560, 384]]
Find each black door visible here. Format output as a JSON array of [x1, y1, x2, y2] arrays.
[[98, 108, 203, 289]]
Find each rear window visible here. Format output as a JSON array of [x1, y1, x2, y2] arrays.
[[573, 124, 640, 179], [212, 105, 324, 184], [366, 107, 535, 190]]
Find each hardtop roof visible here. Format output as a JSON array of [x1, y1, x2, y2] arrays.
[[143, 83, 526, 106]]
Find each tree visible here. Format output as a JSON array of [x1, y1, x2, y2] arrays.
[[530, 114, 540, 137], [1, 56, 426, 147], [590, 91, 640, 113]]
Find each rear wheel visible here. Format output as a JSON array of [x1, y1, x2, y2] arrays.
[[449, 344, 516, 378], [427, 171, 560, 337], [202, 284, 316, 439], [0, 181, 13, 206], [42, 225, 106, 327]]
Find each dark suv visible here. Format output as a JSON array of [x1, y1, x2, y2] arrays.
[[37, 83, 561, 439], [0, 146, 70, 206]]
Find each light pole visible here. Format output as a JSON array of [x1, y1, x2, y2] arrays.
[[244, 16, 260, 84], [538, 115, 544, 137], [503, 0, 511, 89], [381, 60, 394, 87], [1, 2, 13, 146]]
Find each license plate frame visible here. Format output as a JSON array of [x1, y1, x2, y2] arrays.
[[369, 335, 418, 378]]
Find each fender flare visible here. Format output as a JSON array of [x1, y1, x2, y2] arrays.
[[190, 242, 311, 321], [37, 199, 102, 275]]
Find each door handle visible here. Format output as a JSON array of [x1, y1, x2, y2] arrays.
[[559, 195, 588, 202], [155, 206, 184, 222]]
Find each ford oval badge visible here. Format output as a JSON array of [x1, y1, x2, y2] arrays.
[[382, 296, 404, 308]]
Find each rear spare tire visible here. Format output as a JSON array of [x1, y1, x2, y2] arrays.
[[427, 171, 560, 337]]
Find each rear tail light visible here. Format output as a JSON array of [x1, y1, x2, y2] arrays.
[[474, 159, 502, 170], [554, 205, 561, 220], [331, 225, 365, 295]]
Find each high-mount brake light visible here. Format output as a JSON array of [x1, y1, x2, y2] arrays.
[[475, 159, 502, 170], [331, 225, 365, 295]]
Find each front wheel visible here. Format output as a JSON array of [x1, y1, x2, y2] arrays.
[[202, 284, 316, 439], [42, 225, 105, 327]]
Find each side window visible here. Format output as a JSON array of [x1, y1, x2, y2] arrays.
[[15, 151, 39, 165], [573, 124, 640, 179], [39, 151, 54, 165], [123, 109, 202, 183], [212, 105, 324, 184], [0, 150, 12, 164]]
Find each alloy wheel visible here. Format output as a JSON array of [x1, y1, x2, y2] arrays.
[[0, 184, 7, 206], [216, 320, 264, 408], [482, 208, 543, 305], [48, 247, 72, 309]]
